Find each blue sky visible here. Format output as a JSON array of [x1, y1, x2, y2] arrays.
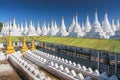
[[0, 0, 120, 28]]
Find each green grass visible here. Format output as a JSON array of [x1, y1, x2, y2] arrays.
[[0, 36, 120, 53], [38, 36, 120, 53]]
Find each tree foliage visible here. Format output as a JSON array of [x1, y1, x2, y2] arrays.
[[0, 22, 3, 32]]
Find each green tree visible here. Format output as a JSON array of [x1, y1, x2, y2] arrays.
[[0, 22, 3, 32]]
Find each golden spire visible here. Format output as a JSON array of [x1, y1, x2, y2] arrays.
[[6, 30, 15, 54], [31, 37, 36, 51], [21, 32, 28, 54]]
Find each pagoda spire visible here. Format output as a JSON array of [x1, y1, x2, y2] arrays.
[[52, 19, 54, 27], [112, 17, 115, 26], [73, 16, 75, 25], [93, 9, 100, 26], [68, 16, 75, 33], [43, 21, 46, 27], [25, 20, 28, 29], [47, 23, 50, 32], [13, 17, 16, 26], [75, 13, 78, 25], [54, 20, 57, 28], [20, 22, 24, 32], [62, 16, 65, 27], [103, 10, 111, 27], [7, 21, 9, 28], [37, 21, 40, 28], [9, 21, 12, 30], [82, 22, 85, 31], [85, 13, 91, 32], [86, 14, 90, 25], [30, 20, 33, 27]]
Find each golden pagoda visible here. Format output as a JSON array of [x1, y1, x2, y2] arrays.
[[21, 34, 28, 54], [31, 37, 36, 50], [6, 30, 15, 54]]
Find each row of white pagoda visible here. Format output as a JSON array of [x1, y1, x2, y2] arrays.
[[1, 11, 120, 39]]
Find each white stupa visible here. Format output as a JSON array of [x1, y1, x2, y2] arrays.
[[54, 21, 59, 33], [6, 22, 10, 34], [102, 11, 114, 39], [20, 22, 24, 36], [1, 22, 6, 36], [68, 17, 75, 33], [84, 14, 91, 33], [48, 20, 56, 36], [9, 21, 12, 30], [11, 18, 20, 36], [17, 24, 21, 36], [41, 22, 48, 36], [27, 20, 37, 36], [57, 17, 68, 37], [81, 22, 85, 32], [110, 18, 120, 39], [36, 22, 41, 36], [24, 21, 28, 35], [85, 10, 105, 38], [47, 23, 50, 35], [70, 14, 84, 37], [111, 17, 116, 32]]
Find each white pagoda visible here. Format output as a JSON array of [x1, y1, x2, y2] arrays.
[[48, 20, 56, 36], [85, 10, 105, 38], [57, 17, 68, 37], [102, 11, 114, 39], [110, 18, 120, 39], [1, 22, 8, 36], [23, 21, 28, 35], [81, 22, 85, 32], [84, 14, 91, 33], [36, 22, 41, 36], [41, 22, 48, 36], [68, 17, 75, 33], [70, 14, 84, 37], [17, 24, 21, 36], [27, 20, 37, 36], [54, 21, 59, 33], [11, 18, 20, 36], [20, 22, 24, 36]]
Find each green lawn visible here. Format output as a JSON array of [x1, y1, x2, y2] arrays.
[[38, 36, 120, 53], [0, 36, 120, 53]]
